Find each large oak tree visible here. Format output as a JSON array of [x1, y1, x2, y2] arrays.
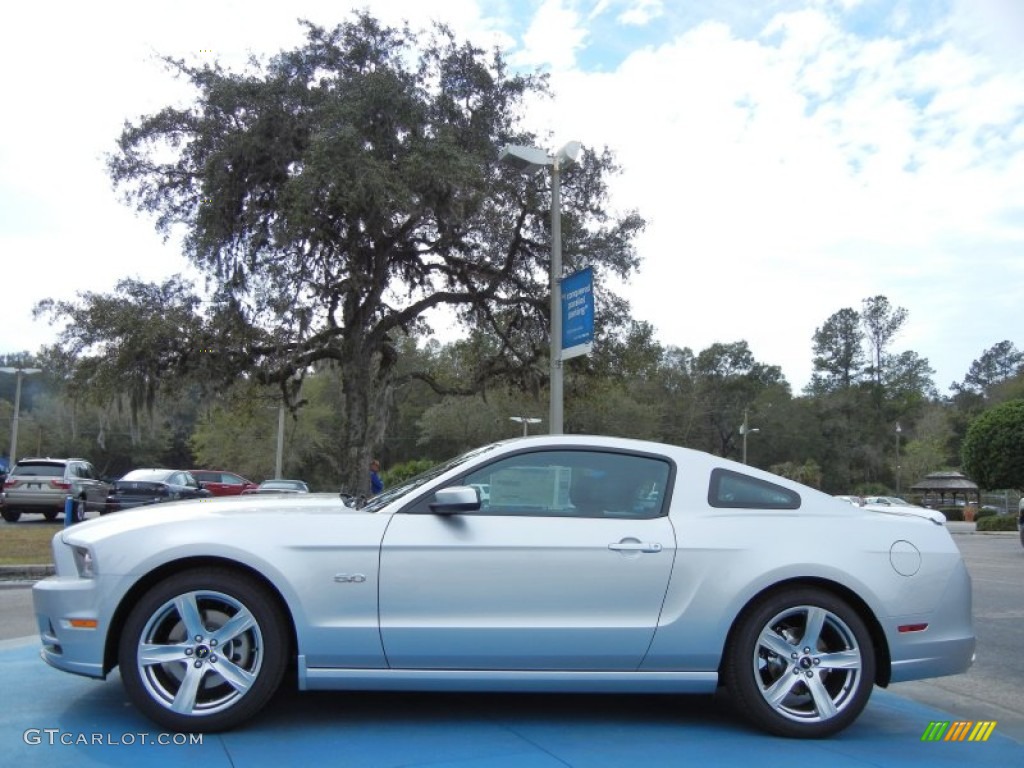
[[61, 13, 644, 492]]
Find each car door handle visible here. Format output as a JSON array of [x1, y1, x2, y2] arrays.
[[608, 541, 663, 553]]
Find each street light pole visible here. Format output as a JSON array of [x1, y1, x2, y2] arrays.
[[739, 407, 760, 465], [549, 160, 563, 435], [1, 367, 43, 463], [275, 403, 285, 479], [895, 423, 902, 495], [499, 141, 581, 435]]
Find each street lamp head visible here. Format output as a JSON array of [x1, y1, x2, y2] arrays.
[[498, 144, 552, 173], [0, 367, 42, 375], [499, 142, 582, 174], [554, 140, 582, 166]]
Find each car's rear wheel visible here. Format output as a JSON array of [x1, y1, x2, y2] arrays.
[[724, 587, 875, 738], [118, 568, 288, 732], [1, 509, 21, 523]]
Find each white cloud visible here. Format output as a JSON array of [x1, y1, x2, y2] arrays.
[[616, 0, 665, 26], [508, 0, 588, 70]]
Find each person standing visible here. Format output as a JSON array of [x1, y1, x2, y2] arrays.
[[369, 459, 384, 495]]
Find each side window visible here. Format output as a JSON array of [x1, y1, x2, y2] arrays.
[[222, 474, 243, 486], [708, 468, 801, 510], [450, 450, 671, 519]]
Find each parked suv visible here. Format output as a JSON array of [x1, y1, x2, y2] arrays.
[[1, 458, 111, 523]]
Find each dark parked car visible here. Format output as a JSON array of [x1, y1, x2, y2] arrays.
[[1, 457, 111, 522], [105, 469, 212, 512], [1018, 497, 1024, 548], [241, 479, 309, 494], [189, 470, 259, 496]]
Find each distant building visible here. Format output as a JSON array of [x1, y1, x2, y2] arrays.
[[910, 471, 979, 507]]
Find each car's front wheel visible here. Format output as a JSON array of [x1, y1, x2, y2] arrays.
[[723, 587, 875, 738], [118, 568, 289, 732]]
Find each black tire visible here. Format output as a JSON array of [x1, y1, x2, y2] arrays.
[[118, 567, 288, 733], [44, 509, 59, 522], [723, 587, 876, 738], [1, 508, 21, 523]]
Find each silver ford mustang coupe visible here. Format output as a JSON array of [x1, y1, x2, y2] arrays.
[[33, 435, 974, 738]]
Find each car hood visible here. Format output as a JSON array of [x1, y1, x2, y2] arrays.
[[863, 503, 946, 525], [61, 493, 370, 545]]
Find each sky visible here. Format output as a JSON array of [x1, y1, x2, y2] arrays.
[[1, 0, 1022, 394]]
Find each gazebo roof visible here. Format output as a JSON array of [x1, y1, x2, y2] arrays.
[[910, 471, 978, 493]]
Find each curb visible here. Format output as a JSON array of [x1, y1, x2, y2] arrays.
[[0, 564, 54, 582]]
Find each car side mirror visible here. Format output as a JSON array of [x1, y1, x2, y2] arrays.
[[429, 486, 480, 515]]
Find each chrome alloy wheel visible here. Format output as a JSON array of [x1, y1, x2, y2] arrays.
[[753, 604, 863, 724], [136, 590, 265, 717]]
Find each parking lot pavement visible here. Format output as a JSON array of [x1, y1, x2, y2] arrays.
[[2, 637, 1022, 767]]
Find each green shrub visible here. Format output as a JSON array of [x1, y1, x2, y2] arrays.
[[938, 507, 964, 522], [976, 515, 1018, 532], [383, 458, 439, 487], [976, 508, 997, 520]]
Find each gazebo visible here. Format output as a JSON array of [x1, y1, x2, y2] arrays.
[[910, 471, 980, 507]]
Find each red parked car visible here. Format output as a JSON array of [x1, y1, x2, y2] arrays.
[[189, 470, 259, 496]]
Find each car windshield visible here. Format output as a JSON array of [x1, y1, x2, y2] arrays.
[[261, 480, 305, 491], [360, 443, 500, 513]]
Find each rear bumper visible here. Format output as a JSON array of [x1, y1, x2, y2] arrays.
[[887, 558, 975, 683], [1, 491, 64, 512]]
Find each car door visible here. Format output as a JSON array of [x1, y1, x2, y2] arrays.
[[379, 448, 676, 671], [193, 471, 225, 495]]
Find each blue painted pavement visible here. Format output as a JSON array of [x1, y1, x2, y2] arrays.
[[1, 636, 1020, 767]]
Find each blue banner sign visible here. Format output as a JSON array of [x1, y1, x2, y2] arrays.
[[561, 267, 594, 360]]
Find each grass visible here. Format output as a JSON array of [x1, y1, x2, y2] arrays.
[[0, 522, 59, 565]]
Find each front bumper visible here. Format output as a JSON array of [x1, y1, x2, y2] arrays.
[[32, 539, 110, 680], [34, 576, 109, 679]]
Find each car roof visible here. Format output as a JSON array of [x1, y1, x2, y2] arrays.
[[121, 468, 181, 481]]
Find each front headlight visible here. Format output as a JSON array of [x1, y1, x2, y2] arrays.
[[71, 545, 97, 578]]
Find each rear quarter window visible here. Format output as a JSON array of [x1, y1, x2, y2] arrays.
[[709, 468, 801, 510]]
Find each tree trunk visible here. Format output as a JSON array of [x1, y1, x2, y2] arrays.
[[338, 345, 393, 496]]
